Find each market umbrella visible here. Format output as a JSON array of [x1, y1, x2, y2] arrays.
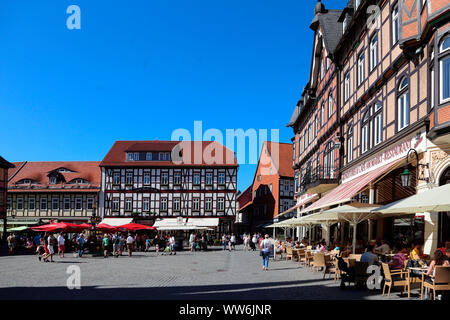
[[7, 226, 29, 232], [374, 183, 450, 214], [314, 203, 381, 253], [31, 222, 91, 233], [96, 223, 118, 232], [117, 222, 156, 231]]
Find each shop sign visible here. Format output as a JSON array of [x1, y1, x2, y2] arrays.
[[342, 131, 426, 183]]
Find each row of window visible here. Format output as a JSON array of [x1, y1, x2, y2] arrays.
[[294, 93, 334, 159], [8, 197, 94, 211], [126, 152, 171, 161], [112, 171, 226, 185], [112, 197, 226, 212], [16, 178, 90, 185]]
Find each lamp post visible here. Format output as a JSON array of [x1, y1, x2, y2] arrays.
[[400, 149, 429, 187]]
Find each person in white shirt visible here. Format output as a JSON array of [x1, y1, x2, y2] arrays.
[[189, 233, 194, 252], [260, 234, 273, 271], [126, 234, 134, 257], [169, 235, 176, 255], [57, 232, 65, 258], [230, 234, 236, 250], [375, 240, 391, 254], [360, 245, 379, 266]]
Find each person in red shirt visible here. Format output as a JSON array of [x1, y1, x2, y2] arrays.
[[389, 245, 408, 270]]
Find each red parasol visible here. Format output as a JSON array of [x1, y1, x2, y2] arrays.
[[116, 222, 156, 231], [95, 223, 118, 232], [31, 222, 91, 233]]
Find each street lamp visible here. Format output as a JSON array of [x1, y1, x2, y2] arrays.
[[400, 149, 429, 187]]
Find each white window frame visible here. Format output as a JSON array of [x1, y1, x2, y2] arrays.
[[205, 172, 213, 185], [218, 198, 224, 211], [28, 197, 36, 210], [347, 127, 353, 163], [143, 172, 150, 185], [127, 153, 134, 161], [218, 172, 225, 185], [64, 197, 71, 210], [392, 4, 399, 45], [75, 198, 82, 211], [173, 198, 180, 211], [344, 72, 350, 101], [439, 36, 450, 103], [125, 198, 132, 211], [52, 198, 59, 210], [174, 172, 181, 185], [161, 172, 169, 185], [143, 198, 149, 211], [193, 173, 200, 185], [146, 152, 152, 160], [49, 176, 57, 185], [193, 198, 200, 211], [87, 198, 94, 210], [358, 52, 365, 85], [40, 198, 47, 210], [112, 198, 119, 211], [328, 94, 333, 118], [113, 172, 120, 184], [133, 152, 139, 161], [321, 102, 325, 126], [205, 198, 212, 211], [160, 198, 167, 211], [370, 35, 378, 71], [126, 172, 133, 184], [398, 78, 410, 131], [17, 198, 23, 210]]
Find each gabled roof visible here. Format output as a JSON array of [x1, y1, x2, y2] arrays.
[[8, 161, 101, 190], [318, 10, 344, 55], [265, 142, 294, 178], [0, 156, 14, 169], [100, 140, 238, 167], [287, 99, 304, 127]]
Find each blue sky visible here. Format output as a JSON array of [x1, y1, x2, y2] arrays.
[[0, 0, 344, 191]]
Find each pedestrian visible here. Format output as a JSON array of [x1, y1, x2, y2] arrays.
[[36, 238, 45, 261], [77, 233, 86, 258], [154, 234, 160, 255], [7, 233, 16, 255], [251, 233, 258, 251], [126, 233, 134, 257], [189, 233, 194, 252], [102, 234, 110, 258], [46, 233, 56, 262], [260, 234, 272, 271], [57, 232, 65, 258], [222, 234, 227, 250], [145, 237, 151, 252], [169, 234, 176, 255], [230, 233, 236, 250], [243, 234, 249, 251], [202, 232, 208, 251]]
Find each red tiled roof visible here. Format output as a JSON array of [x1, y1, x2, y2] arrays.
[[100, 140, 238, 167], [8, 161, 101, 190], [265, 142, 294, 178], [237, 185, 252, 208]]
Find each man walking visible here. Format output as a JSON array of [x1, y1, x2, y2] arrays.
[[102, 234, 110, 258], [126, 233, 134, 257], [169, 234, 176, 255], [57, 232, 65, 258], [77, 233, 85, 258]]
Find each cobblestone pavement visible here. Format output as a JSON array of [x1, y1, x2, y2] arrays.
[[0, 245, 422, 300]]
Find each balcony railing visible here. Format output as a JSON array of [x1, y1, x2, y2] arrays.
[[299, 166, 339, 194]]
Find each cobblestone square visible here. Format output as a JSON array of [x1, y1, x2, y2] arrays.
[[0, 245, 420, 300]]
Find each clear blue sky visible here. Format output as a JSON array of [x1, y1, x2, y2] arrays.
[[0, 0, 344, 191]]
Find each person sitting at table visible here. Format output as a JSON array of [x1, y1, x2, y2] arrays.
[[361, 245, 379, 266], [294, 241, 301, 248], [410, 242, 429, 266], [375, 239, 391, 254], [424, 250, 449, 284], [340, 246, 352, 258], [389, 245, 408, 270]]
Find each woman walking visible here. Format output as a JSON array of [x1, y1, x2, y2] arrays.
[[260, 234, 272, 271]]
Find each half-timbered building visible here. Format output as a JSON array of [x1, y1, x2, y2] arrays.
[[287, 0, 450, 253], [237, 142, 295, 233], [99, 140, 238, 236], [6, 161, 101, 226]]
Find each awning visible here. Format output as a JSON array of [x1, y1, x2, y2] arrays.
[[0, 218, 40, 225], [277, 193, 318, 217], [374, 183, 450, 214], [301, 160, 402, 214], [100, 218, 133, 227], [153, 218, 218, 230], [186, 218, 219, 227], [7, 226, 29, 232]]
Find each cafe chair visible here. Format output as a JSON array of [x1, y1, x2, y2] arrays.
[[334, 259, 341, 282], [274, 246, 283, 260], [305, 250, 314, 270], [421, 266, 450, 300], [285, 246, 293, 261], [297, 249, 306, 265], [381, 263, 410, 298], [349, 254, 362, 262]]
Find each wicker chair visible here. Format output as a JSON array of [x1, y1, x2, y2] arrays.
[[421, 266, 450, 300], [305, 250, 314, 270], [381, 263, 410, 298]]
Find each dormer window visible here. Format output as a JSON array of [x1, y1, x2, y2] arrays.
[[146, 152, 152, 160], [133, 152, 139, 160], [18, 179, 32, 185], [127, 153, 134, 161], [343, 14, 349, 33], [69, 178, 88, 184], [159, 152, 171, 161], [49, 176, 57, 185]]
